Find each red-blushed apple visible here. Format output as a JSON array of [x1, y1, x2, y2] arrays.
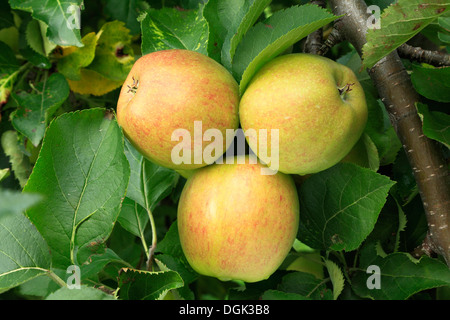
[[116, 49, 240, 170], [177, 155, 300, 283], [239, 53, 368, 175]]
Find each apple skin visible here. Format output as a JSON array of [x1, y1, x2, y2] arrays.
[[116, 49, 240, 170], [239, 53, 368, 175], [177, 155, 299, 283]]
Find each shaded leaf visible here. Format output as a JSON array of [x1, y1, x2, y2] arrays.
[[352, 245, 450, 300], [278, 271, 333, 300], [262, 289, 309, 300], [11, 73, 70, 147], [298, 163, 395, 252], [117, 197, 148, 239], [104, 0, 142, 35], [411, 64, 450, 102], [117, 267, 184, 300], [0, 40, 19, 105], [124, 138, 179, 212], [1, 130, 32, 188], [416, 102, 450, 148]]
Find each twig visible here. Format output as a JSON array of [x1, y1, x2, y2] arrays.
[[329, 0, 450, 267], [318, 26, 345, 56], [398, 43, 450, 67], [304, 0, 327, 54]]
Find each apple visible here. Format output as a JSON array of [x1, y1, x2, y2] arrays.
[[239, 53, 368, 175], [177, 155, 299, 283], [116, 49, 240, 170]]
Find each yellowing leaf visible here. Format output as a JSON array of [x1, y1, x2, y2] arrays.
[[67, 68, 123, 96], [57, 32, 100, 80]]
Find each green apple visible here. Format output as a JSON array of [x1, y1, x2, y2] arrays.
[[239, 53, 368, 175], [116, 49, 240, 170], [177, 155, 299, 283]]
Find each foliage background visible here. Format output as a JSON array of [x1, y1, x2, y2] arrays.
[[0, 0, 449, 300]]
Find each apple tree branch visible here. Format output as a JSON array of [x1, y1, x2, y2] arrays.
[[329, 0, 450, 266]]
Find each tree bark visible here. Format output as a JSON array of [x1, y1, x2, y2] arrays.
[[329, 0, 450, 266], [304, 0, 327, 54], [397, 43, 450, 67]]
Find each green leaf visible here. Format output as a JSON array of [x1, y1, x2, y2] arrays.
[[79, 248, 130, 281], [117, 197, 148, 239], [262, 289, 310, 300], [16, 14, 51, 69], [416, 102, 450, 148], [9, 0, 83, 47], [25, 19, 56, 57], [204, 0, 271, 67], [156, 220, 185, 260], [232, 4, 338, 94], [278, 272, 333, 300], [362, 0, 450, 69], [124, 138, 179, 212], [11, 72, 70, 147], [0, 2, 15, 30], [140, 6, 209, 55], [352, 247, 450, 300], [0, 189, 42, 220], [46, 285, 116, 300], [298, 163, 395, 252], [391, 149, 418, 205], [324, 259, 345, 300], [1, 130, 32, 188], [56, 32, 99, 81], [23, 108, 130, 269], [361, 81, 402, 166], [154, 254, 198, 300], [411, 64, 450, 102], [222, 0, 272, 70], [117, 268, 184, 300], [104, 0, 141, 35], [0, 40, 19, 105], [87, 21, 135, 82], [0, 191, 51, 294], [0, 168, 10, 182]]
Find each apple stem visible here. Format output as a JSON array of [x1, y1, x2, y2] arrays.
[[127, 76, 139, 94], [338, 82, 355, 99]]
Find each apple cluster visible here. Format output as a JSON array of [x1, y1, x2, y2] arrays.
[[116, 49, 368, 283]]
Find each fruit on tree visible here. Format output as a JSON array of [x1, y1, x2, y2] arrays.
[[116, 49, 240, 170], [177, 155, 299, 283], [239, 53, 368, 175]]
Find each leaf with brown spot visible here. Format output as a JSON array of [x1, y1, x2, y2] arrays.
[[363, 0, 450, 68]]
